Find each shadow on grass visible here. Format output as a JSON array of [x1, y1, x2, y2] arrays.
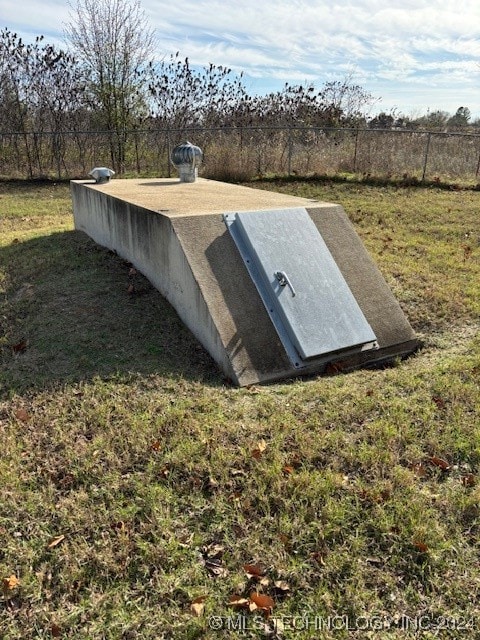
[[251, 172, 480, 191], [0, 230, 222, 396]]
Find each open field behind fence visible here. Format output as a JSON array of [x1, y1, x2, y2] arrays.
[[1, 126, 480, 184]]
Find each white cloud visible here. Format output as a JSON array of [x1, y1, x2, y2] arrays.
[[2, 0, 70, 40], [412, 37, 480, 58]]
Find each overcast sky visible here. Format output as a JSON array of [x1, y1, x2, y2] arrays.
[[3, 0, 480, 118]]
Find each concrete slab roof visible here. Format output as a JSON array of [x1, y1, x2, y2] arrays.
[[72, 177, 333, 217]]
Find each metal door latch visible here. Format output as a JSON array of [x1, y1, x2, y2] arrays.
[[275, 270, 296, 297]]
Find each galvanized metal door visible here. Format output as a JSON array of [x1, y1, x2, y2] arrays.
[[224, 208, 377, 368]]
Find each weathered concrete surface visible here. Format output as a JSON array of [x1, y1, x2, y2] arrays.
[[77, 177, 329, 216], [71, 177, 417, 385]]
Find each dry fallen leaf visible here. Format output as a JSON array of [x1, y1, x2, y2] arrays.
[[205, 560, 227, 577], [279, 533, 291, 548], [2, 575, 20, 591], [48, 534, 65, 549], [274, 580, 290, 592], [14, 408, 30, 422], [428, 456, 451, 471], [207, 476, 219, 491], [311, 550, 326, 565], [12, 339, 27, 354], [410, 462, 427, 478], [250, 592, 274, 613], [126, 283, 135, 295], [432, 395, 446, 409], [128, 267, 137, 276], [413, 541, 429, 553], [150, 440, 161, 451], [228, 594, 250, 608], [462, 244, 472, 261], [246, 385, 261, 394], [252, 439, 267, 460], [51, 622, 62, 637], [204, 543, 225, 557], [202, 545, 228, 578], [461, 474, 476, 487], [282, 465, 294, 475], [243, 563, 265, 578], [230, 469, 248, 477], [190, 595, 207, 617]]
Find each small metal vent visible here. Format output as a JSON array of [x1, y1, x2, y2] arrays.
[[171, 141, 203, 183], [224, 207, 378, 368], [88, 167, 115, 183]]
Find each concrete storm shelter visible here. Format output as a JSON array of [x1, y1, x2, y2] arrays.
[[71, 177, 418, 386]]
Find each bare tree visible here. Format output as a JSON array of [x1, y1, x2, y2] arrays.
[[65, 0, 155, 171], [447, 106, 471, 131], [148, 54, 247, 129], [0, 29, 36, 175], [321, 75, 376, 126], [0, 29, 83, 177]]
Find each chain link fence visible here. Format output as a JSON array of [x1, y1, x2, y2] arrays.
[[1, 126, 480, 183]]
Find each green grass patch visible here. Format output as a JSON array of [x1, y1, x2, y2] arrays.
[[0, 179, 479, 639]]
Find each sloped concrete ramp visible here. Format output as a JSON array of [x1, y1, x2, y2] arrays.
[[71, 178, 417, 385]]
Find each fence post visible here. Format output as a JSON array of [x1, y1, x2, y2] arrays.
[[257, 129, 262, 175], [353, 128, 360, 173], [54, 133, 62, 179], [422, 132, 432, 182], [134, 129, 141, 174], [166, 129, 171, 178], [287, 127, 292, 175], [32, 132, 42, 176]]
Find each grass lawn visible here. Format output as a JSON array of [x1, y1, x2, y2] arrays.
[[0, 178, 479, 639]]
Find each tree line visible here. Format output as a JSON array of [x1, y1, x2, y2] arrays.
[[1, 0, 477, 173]]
